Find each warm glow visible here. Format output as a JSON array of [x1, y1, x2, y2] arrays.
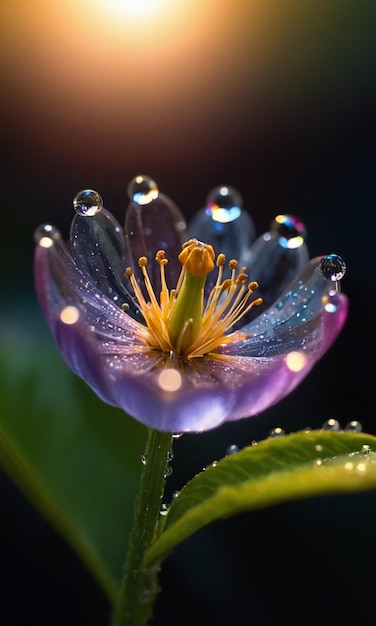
[[158, 368, 182, 392], [0, 1, 271, 167], [285, 351, 307, 372], [60, 306, 80, 325], [101, 0, 172, 16]]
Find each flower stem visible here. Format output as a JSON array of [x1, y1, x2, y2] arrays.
[[112, 428, 173, 626]]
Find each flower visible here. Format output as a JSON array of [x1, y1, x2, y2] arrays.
[[34, 176, 348, 433]]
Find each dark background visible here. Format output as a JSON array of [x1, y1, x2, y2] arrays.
[[1, 1, 375, 624]]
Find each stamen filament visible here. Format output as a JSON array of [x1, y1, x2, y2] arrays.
[[124, 241, 262, 358]]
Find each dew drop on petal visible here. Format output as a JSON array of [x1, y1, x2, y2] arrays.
[[344, 420, 363, 433], [321, 418, 341, 431], [34, 224, 61, 247], [269, 427, 285, 438], [172, 490, 180, 499], [226, 444, 239, 455], [271, 214, 307, 249], [127, 175, 159, 205], [206, 185, 243, 223], [320, 254, 346, 281], [73, 189, 103, 216], [140, 454, 147, 465]]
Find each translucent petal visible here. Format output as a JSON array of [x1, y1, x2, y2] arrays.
[[239, 227, 309, 318], [70, 208, 139, 316], [220, 257, 347, 357], [124, 193, 187, 291], [34, 238, 147, 405]]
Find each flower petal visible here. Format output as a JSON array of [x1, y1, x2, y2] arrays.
[[220, 257, 347, 357], [70, 208, 139, 316], [34, 235, 147, 407], [124, 193, 187, 291], [238, 219, 309, 318]]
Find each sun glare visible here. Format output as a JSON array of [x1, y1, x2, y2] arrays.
[[103, 0, 171, 16]]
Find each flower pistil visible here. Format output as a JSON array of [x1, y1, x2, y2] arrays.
[[126, 239, 263, 358]]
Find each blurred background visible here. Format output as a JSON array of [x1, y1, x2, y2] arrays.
[[0, 1, 375, 624]]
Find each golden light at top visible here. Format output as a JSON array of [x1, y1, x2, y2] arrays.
[[99, 0, 172, 17]]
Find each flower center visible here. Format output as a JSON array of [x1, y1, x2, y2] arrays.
[[125, 239, 262, 358]]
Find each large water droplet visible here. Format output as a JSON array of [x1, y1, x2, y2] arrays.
[[321, 418, 341, 431], [34, 224, 61, 247], [206, 185, 243, 223], [127, 175, 159, 205], [345, 420, 363, 433], [73, 189, 103, 216], [188, 185, 256, 286], [320, 254, 346, 281], [271, 214, 307, 249]]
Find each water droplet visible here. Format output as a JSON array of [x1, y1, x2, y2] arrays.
[[164, 465, 173, 478], [361, 444, 372, 456], [160, 503, 169, 516], [320, 254, 346, 281], [251, 440, 258, 446], [269, 427, 285, 438], [271, 214, 307, 249], [172, 433, 183, 439], [172, 490, 180, 499], [226, 444, 239, 455], [315, 444, 323, 452], [34, 224, 61, 247], [345, 420, 363, 433], [205, 185, 243, 223], [73, 189, 103, 216], [321, 418, 341, 431], [140, 454, 147, 465], [167, 450, 174, 462], [211, 460, 218, 468], [127, 175, 159, 205]]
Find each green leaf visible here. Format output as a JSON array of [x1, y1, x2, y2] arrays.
[[146, 430, 376, 566], [0, 313, 146, 602]]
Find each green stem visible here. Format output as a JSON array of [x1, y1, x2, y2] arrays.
[[112, 428, 173, 626]]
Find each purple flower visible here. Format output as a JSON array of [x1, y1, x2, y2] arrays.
[[34, 176, 348, 433]]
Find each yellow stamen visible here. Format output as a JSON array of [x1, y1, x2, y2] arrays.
[[124, 240, 262, 358]]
